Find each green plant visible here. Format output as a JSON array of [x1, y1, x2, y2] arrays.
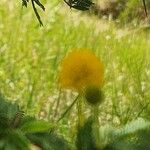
[[21, 0, 94, 25], [0, 95, 71, 150], [1, 94, 149, 150], [21, 0, 150, 25], [76, 117, 150, 150], [1, 0, 150, 146]]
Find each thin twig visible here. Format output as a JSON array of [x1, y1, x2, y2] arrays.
[[57, 94, 79, 122], [53, 88, 62, 118]]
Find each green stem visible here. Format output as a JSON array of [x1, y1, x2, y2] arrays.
[[142, 0, 148, 17], [92, 105, 100, 144], [57, 94, 79, 122], [93, 106, 99, 123], [77, 95, 84, 128]]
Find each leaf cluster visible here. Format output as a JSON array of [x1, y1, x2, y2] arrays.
[[0, 95, 71, 150], [76, 117, 150, 150], [0, 94, 150, 150], [21, 0, 94, 25], [21, 0, 149, 25]]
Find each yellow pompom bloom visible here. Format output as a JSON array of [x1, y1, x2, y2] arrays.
[[59, 50, 104, 91]]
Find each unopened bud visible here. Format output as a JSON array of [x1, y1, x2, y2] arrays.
[[85, 86, 103, 106]]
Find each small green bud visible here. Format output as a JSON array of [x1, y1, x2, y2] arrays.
[[85, 86, 103, 106]]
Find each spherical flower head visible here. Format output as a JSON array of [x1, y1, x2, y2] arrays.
[[59, 50, 104, 91]]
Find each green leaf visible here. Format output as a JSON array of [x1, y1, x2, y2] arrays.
[[0, 129, 30, 150], [27, 132, 72, 150], [104, 140, 137, 150], [136, 129, 150, 150], [116, 118, 150, 137], [104, 129, 150, 150], [0, 95, 20, 121], [20, 120, 52, 134], [76, 118, 97, 150], [96, 118, 150, 149], [0, 95, 20, 129]]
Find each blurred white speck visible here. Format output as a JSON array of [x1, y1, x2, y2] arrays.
[[9, 82, 15, 90], [6, 79, 10, 84], [113, 116, 120, 125], [52, 94, 59, 99], [146, 70, 150, 76], [117, 74, 125, 81], [105, 35, 111, 40], [0, 70, 4, 76], [29, 85, 33, 92], [117, 91, 123, 97], [105, 69, 109, 74], [141, 81, 146, 91], [0, 24, 4, 29], [107, 82, 113, 86], [129, 86, 134, 94], [113, 62, 118, 69], [106, 114, 112, 121], [46, 55, 55, 60], [0, 44, 8, 53], [20, 69, 26, 74]]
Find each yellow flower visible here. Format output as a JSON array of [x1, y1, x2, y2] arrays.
[[59, 50, 104, 91]]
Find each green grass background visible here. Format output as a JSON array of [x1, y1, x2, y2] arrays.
[[0, 0, 150, 139]]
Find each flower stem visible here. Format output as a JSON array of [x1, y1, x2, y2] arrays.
[[57, 94, 79, 122], [92, 105, 100, 144], [77, 95, 84, 128]]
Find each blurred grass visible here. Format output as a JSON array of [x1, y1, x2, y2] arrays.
[[0, 0, 150, 139]]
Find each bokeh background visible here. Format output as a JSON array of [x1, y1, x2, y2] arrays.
[[0, 0, 150, 140]]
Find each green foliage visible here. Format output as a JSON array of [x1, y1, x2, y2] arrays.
[[0, 130, 30, 150], [76, 117, 150, 150], [76, 118, 97, 150], [22, 0, 94, 25], [104, 129, 150, 150], [119, 0, 141, 23], [27, 132, 71, 150], [21, 0, 149, 25], [97, 118, 150, 149], [20, 119, 53, 134], [0, 94, 150, 149], [91, 0, 149, 23], [0, 95, 19, 122], [0, 96, 71, 150], [1, 0, 150, 137], [117, 0, 149, 23], [0, 96, 30, 149], [0, 0, 150, 148]]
